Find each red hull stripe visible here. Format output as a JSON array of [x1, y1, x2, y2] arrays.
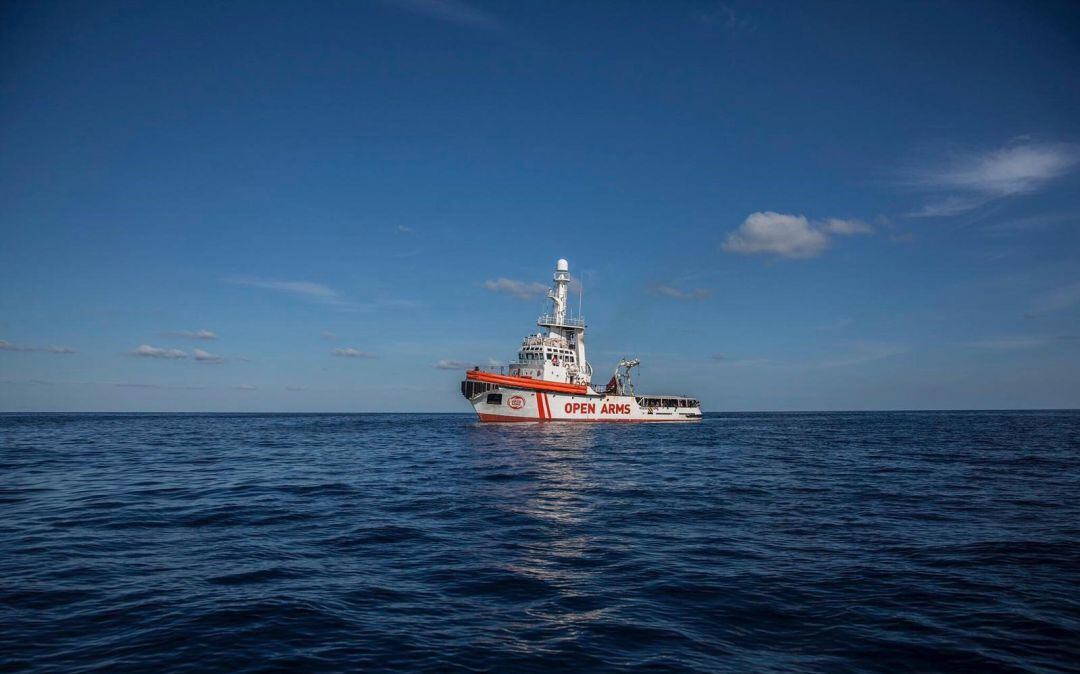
[[465, 370, 588, 395], [536, 392, 545, 420]]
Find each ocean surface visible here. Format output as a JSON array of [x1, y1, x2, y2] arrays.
[[1, 412, 1078, 673]]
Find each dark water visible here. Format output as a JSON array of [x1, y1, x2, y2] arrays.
[[2, 412, 1078, 673]]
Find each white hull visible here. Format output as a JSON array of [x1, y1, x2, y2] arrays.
[[469, 387, 702, 423]]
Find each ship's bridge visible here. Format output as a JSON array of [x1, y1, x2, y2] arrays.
[[502, 259, 594, 386]]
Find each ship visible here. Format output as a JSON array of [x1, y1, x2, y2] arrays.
[[461, 259, 702, 422]]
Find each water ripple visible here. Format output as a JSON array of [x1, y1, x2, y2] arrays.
[[1, 411, 1078, 673]]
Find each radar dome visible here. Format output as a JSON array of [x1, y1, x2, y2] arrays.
[[556, 258, 569, 271]]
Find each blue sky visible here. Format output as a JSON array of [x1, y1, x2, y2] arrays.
[[2, 0, 1079, 412]]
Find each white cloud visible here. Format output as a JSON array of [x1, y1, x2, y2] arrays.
[[435, 359, 470, 370], [131, 344, 187, 359], [230, 278, 355, 309], [723, 212, 830, 258], [0, 340, 76, 354], [193, 348, 225, 364], [822, 218, 873, 235], [653, 284, 712, 300], [907, 141, 1079, 216], [382, 0, 505, 31], [333, 347, 376, 358], [397, 225, 414, 234], [481, 278, 548, 300]]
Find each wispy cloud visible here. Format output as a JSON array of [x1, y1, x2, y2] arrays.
[[910, 195, 990, 218], [906, 140, 1079, 217], [709, 344, 904, 369], [333, 347, 376, 358], [116, 382, 206, 390], [382, 0, 505, 31], [1032, 281, 1080, 314], [814, 317, 853, 331], [0, 378, 56, 385], [712, 353, 770, 367], [0, 340, 76, 354], [130, 344, 187, 359], [193, 348, 225, 364], [321, 331, 337, 340], [230, 277, 356, 309], [695, 2, 754, 33], [653, 285, 711, 300], [396, 224, 414, 234], [814, 343, 907, 368], [166, 329, 217, 340], [822, 218, 873, 235], [964, 336, 1050, 350], [481, 277, 548, 300], [984, 212, 1078, 235], [434, 359, 470, 370]]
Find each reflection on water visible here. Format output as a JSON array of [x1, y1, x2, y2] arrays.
[[464, 422, 612, 632], [467, 418, 604, 452]]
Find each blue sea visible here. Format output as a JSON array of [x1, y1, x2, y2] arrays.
[[2, 412, 1078, 673]]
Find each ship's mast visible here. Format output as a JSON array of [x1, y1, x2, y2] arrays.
[[549, 258, 570, 327], [537, 258, 591, 384]]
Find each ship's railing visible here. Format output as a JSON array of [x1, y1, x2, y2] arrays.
[[591, 385, 697, 402], [635, 396, 701, 407], [537, 314, 585, 328]]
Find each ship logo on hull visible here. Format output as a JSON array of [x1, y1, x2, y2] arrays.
[[508, 395, 526, 410]]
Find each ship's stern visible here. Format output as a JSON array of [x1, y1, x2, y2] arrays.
[[461, 379, 546, 421]]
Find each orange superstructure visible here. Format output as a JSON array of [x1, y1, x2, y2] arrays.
[[465, 369, 589, 395]]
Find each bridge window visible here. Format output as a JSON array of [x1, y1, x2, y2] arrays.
[[486, 393, 503, 405]]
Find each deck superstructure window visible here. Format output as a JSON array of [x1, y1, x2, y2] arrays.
[[486, 393, 503, 405]]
